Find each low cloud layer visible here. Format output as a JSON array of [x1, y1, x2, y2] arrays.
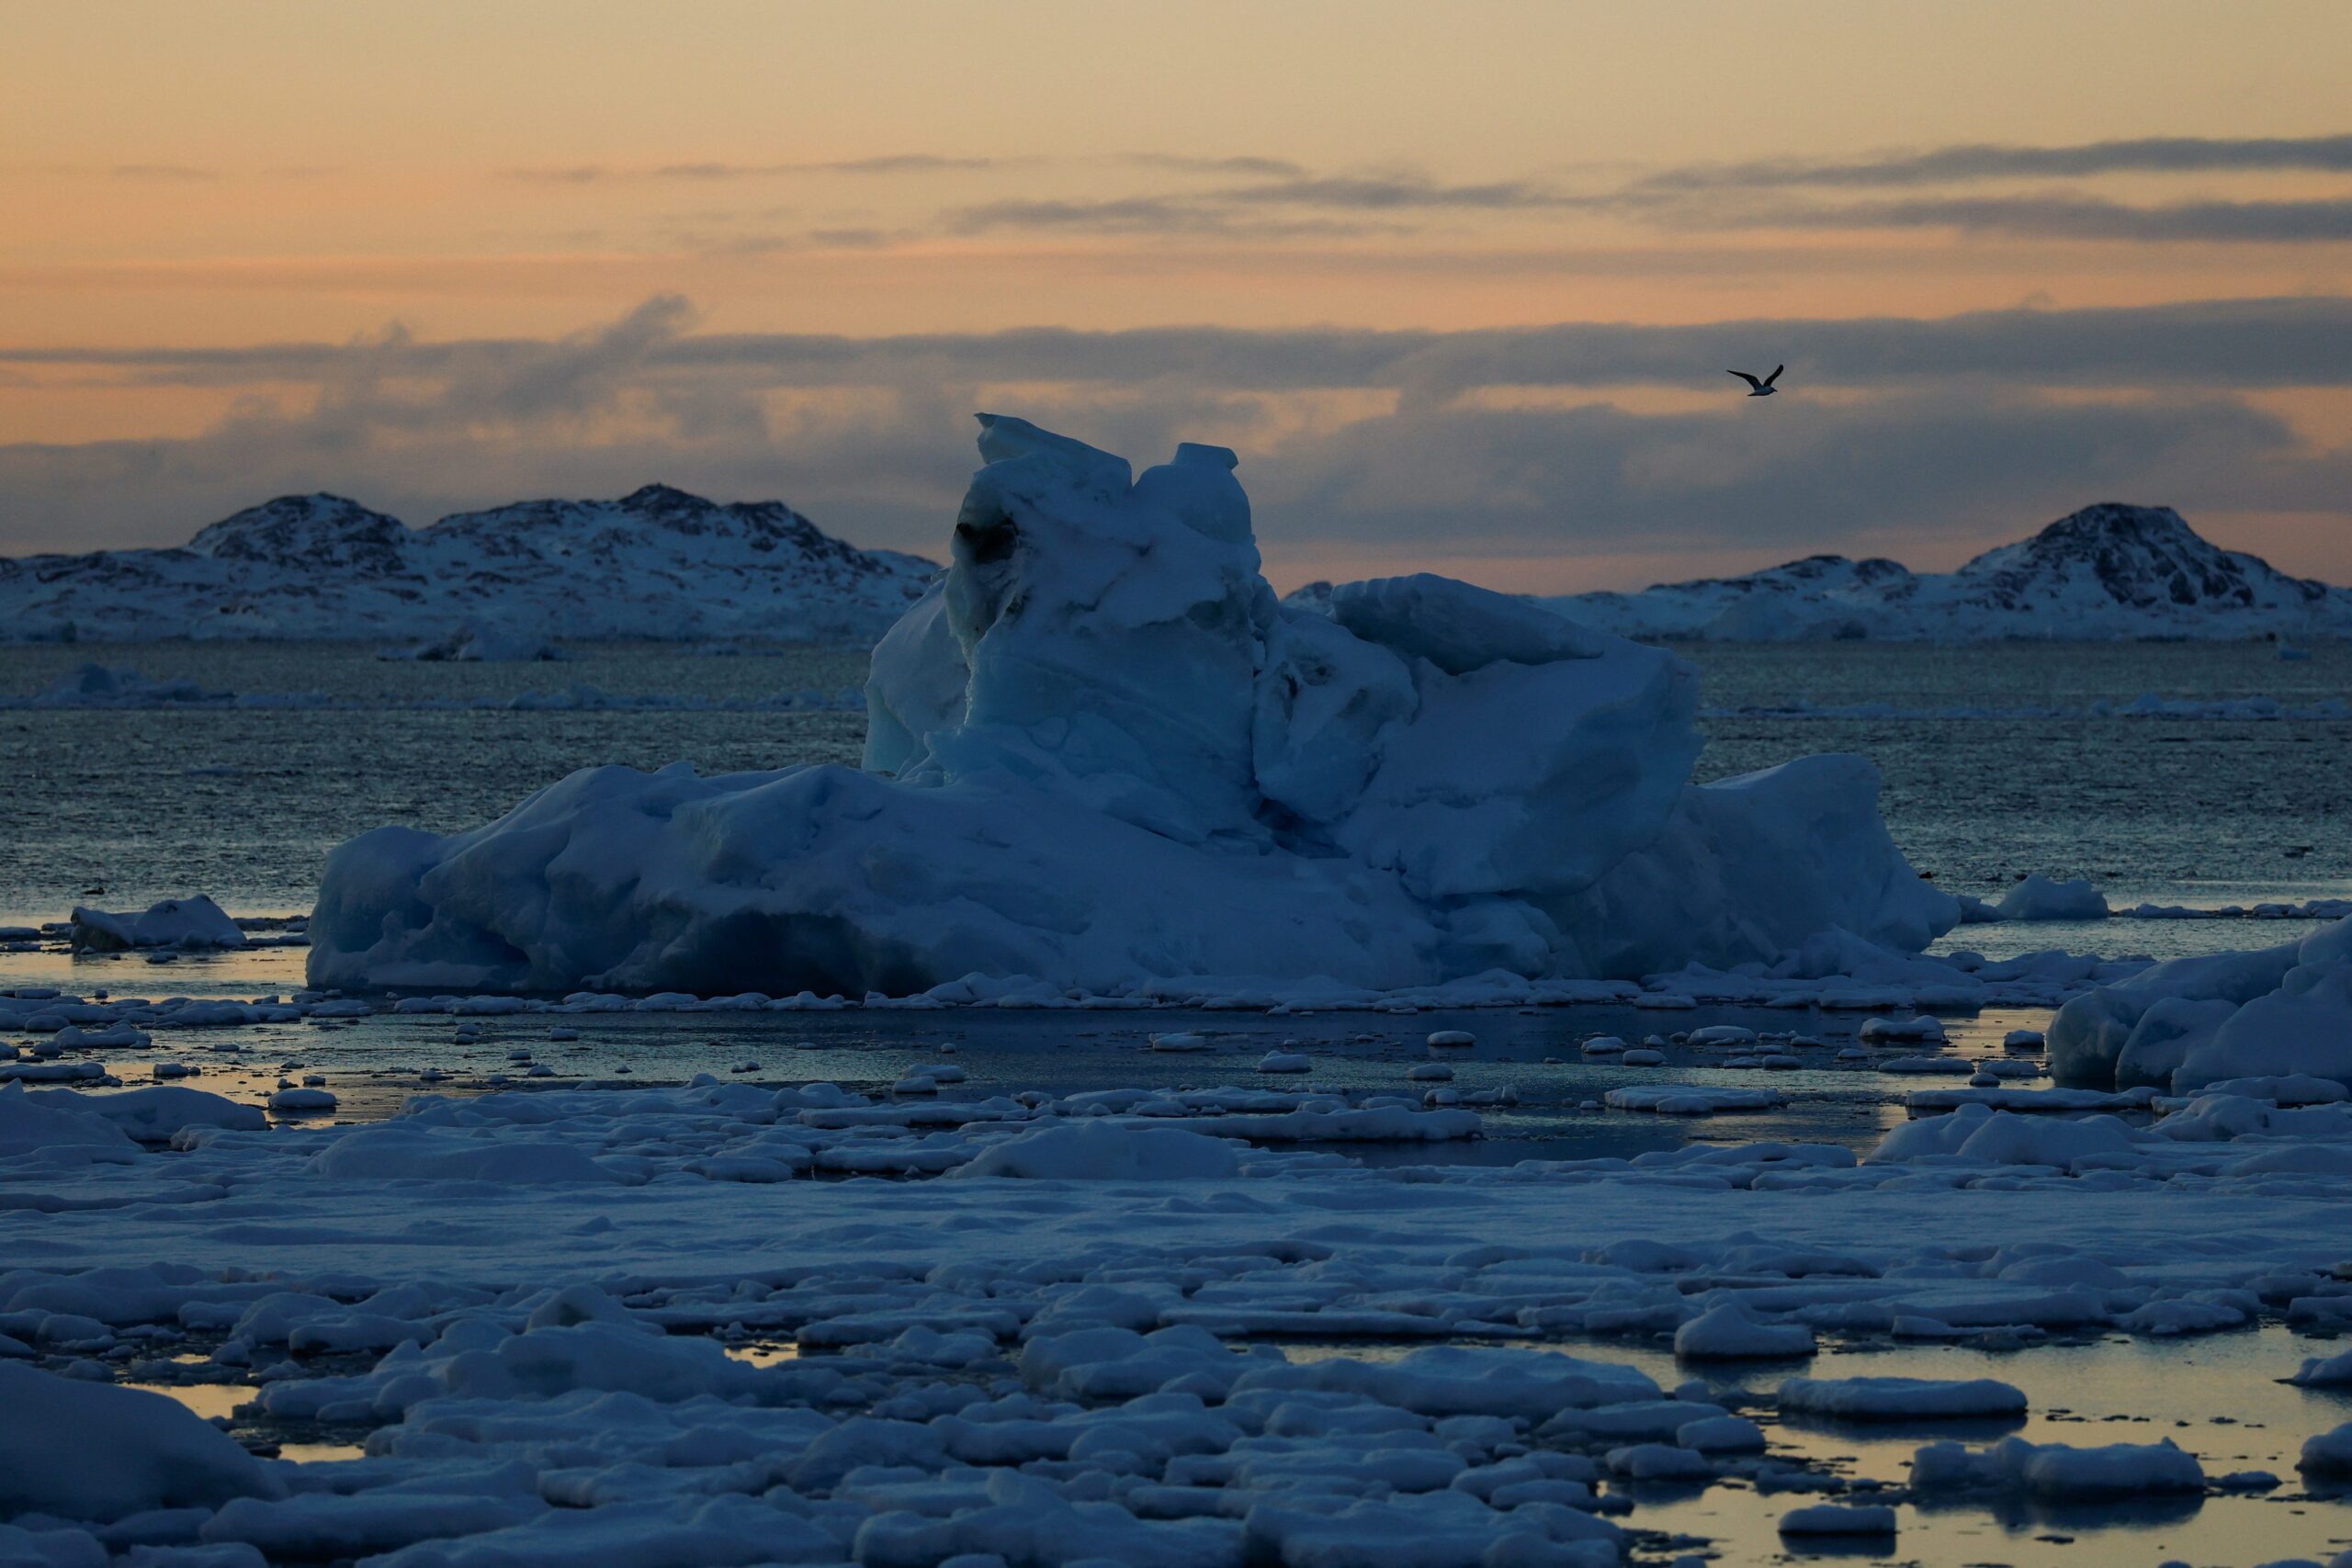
[[1634, 133, 2352, 191], [6, 295, 2350, 590]]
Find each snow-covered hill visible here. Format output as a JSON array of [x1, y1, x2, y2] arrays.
[[1527, 505, 2352, 642], [0, 486, 937, 645]]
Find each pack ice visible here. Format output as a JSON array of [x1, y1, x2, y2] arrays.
[[309, 417, 1955, 998]]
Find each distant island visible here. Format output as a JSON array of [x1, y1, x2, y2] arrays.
[[0, 486, 936, 646], [1531, 505, 2352, 642], [8, 493, 2346, 649]]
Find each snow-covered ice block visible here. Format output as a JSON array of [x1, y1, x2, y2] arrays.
[[1606, 1086, 1784, 1115], [1996, 874, 2109, 921], [0, 1082, 138, 1157], [2050, 918, 2352, 1091], [304, 1124, 624, 1183], [0, 1363, 283, 1520], [1677, 1414, 1767, 1452], [68, 895, 247, 952], [1869, 1104, 2140, 1167], [948, 1122, 1241, 1180], [1779, 1504, 1897, 1535], [1910, 1435, 2202, 1499], [1674, 1303, 1815, 1359], [2301, 1422, 2352, 1474], [1231, 1345, 1657, 1421], [1779, 1375, 2026, 1420], [27, 1085, 264, 1141], [2290, 1348, 2352, 1388], [1859, 1015, 1947, 1043]]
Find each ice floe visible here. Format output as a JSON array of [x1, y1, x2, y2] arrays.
[[2050, 917, 2352, 1091]]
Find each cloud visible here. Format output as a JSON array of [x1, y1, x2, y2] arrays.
[[1219, 175, 1581, 212], [1115, 153, 1307, 178], [12, 296, 2352, 394], [108, 164, 216, 182], [941, 195, 1408, 239], [1712, 193, 2352, 243], [477, 138, 2352, 248], [501, 155, 1011, 183], [1639, 133, 2352, 191], [6, 297, 2352, 589], [1252, 389, 2348, 563]]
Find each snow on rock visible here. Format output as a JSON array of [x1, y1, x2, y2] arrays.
[[946, 1122, 1241, 1180], [1995, 874, 2110, 921], [2050, 918, 2352, 1091], [68, 895, 247, 952], [1778, 1376, 2027, 1420], [1538, 503, 2352, 643], [0, 486, 935, 646], [0, 1362, 283, 1520], [309, 417, 1954, 998]]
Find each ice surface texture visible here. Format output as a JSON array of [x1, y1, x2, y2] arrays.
[[310, 417, 1955, 997]]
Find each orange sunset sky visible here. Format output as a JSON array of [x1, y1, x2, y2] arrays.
[[5, 0, 2351, 592]]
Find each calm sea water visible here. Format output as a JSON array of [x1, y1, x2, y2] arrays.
[[2, 639, 2346, 936]]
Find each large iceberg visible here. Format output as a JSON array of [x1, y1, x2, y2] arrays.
[[308, 417, 1954, 997]]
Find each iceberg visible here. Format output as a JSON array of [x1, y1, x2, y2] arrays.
[[308, 416, 1955, 998]]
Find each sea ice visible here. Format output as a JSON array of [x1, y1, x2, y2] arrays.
[[1778, 1504, 1896, 1535], [1777, 1376, 2027, 1420], [0, 1364, 283, 1520], [1995, 874, 2109, 921], [67, 896, 247, 952], [1672, 1302, 1816, 1359], [2050, 918, 2352, 1090], [1910, 1436, 2203, 1499], [947, 1122, 1242, 1181]]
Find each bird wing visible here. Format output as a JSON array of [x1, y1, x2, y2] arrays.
[[1726, 369, 1763, 389], [1763, 364, 1784, 386]]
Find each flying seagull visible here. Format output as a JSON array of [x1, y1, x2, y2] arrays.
[[1727, 365, 1783, 397]]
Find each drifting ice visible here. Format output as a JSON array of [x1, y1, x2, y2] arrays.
[[310, 417, 1955, 997]]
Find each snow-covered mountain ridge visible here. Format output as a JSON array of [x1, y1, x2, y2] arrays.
[[1, 485, 937, 644], [1524, 504, 2352, 642]]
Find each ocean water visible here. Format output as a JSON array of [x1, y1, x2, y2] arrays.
[[13, 640, 2352, 1568], [2, 638, 2346, 936]]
